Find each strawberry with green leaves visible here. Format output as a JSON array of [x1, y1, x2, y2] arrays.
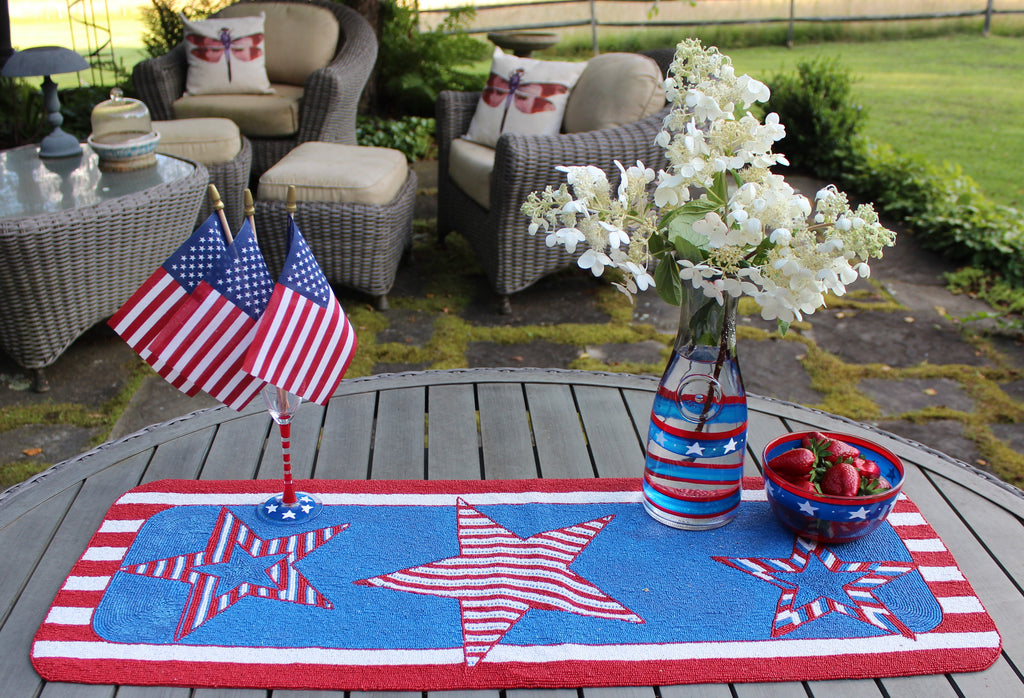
[[820, 462, 860, 497], [766, 448, 816, 480]]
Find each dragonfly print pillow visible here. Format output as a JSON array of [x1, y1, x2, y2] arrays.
[[464, 47, 586, 148], [182, 12, 274, 96]]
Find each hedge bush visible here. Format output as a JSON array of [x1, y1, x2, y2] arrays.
[[766, 61, 1024, 292]]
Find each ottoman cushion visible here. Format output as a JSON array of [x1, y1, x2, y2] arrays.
[[153, 118, 242, 165], [258, 142, 409, 206]]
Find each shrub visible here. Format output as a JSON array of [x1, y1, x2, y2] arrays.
[[840, 142, 1024, 286], [765, 58, 867, 179], [766, 59, 1024, 291], [140, 0, 229, 58], [357, 115, 435, 162], [376, 0, 489, 117]]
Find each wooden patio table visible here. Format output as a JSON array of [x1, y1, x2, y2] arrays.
[[2, 368, 1021, 697]]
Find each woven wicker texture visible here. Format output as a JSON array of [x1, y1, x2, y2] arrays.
[[132, 0, 377, 183], [196, 135, 252, 232], [254, 171, 416, 303], [0, 158, 208, 370], [436, 86, 670, 305]]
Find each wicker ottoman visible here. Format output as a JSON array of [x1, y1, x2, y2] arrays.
[[255, 142, 416, 309], [154, 118, 251, 231]]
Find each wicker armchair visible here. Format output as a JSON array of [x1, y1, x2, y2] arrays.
[[436, 90, 669, 313], [132, 0, 376, 182]]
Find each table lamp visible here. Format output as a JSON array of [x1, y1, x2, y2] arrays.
[[2, 46, 89, 158]]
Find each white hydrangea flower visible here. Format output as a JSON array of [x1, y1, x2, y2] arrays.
[[520, 38, 896, 320]]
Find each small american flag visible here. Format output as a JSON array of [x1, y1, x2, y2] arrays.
[[146, 219, 275, 410], [108, 213, 229, 361], [244, 218, 357, 405]]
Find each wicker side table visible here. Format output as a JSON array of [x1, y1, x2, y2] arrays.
[[0, 145, 208, 390]]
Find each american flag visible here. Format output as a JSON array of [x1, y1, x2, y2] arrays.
[[146, 219, 275, 410], [108, 213, 229, 362], [243, 218, 357, 405]]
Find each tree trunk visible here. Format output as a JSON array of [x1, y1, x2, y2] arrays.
[[346, 0, 382, 114]]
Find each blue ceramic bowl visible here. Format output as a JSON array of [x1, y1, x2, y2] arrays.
[[762, 431, 905, 544], [87, 131, 160, 170]]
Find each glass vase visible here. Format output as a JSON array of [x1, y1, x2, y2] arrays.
[[642, 282, 747, 529]]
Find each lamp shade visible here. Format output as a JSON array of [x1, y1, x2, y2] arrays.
[[1, 46, 88, 78]]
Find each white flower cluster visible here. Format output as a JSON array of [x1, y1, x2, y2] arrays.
[[521, 38, 896, 326]]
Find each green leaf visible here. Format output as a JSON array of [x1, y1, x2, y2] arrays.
[[709, 171, 729, 207], [666, 214, 710, 263], [648, 234, 668, 255], [653, 256, 683, 306], [777, 319, 790, 336]]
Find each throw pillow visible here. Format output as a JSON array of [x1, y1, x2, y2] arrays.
[[182, 12, 274, 96], [463, 47, 585, 148]]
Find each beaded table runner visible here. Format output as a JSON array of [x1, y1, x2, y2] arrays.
[[32, 477, 1000, 690]]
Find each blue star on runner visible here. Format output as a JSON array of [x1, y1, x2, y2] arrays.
[[119, 507, 348, 640], [191, 547, 289, 595], [715, 536, 918, 638]]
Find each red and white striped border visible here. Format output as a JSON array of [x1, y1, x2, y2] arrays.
[[31, 478, 1001, 690]]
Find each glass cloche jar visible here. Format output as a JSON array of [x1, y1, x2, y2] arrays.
[[87, 88, 160, 170]]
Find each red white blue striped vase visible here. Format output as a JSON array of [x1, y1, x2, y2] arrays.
[[643, 282, 747, 529]]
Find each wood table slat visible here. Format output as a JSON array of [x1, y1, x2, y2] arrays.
[[316, 392, 376, 479], [200, 412, 269, 481], [0, 455, 149, 696], [39, 680, 115, 697], [372, 387, 426, 480], [141, 426, 212, 483], [524, 383, 594, 479], [574, 385, 645, 478], [0, 485, 78, 624], [427, 384, 483, 480], [477, 383, 537, 479], [733, 681, 809, 697]]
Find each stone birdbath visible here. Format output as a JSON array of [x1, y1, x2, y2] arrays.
[[487, 31, 560, 57]]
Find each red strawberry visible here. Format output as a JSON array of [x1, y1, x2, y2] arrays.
[[800, 431, 831, 450], [852, 457, 881, 479], [860, 477, 892, 496], [802, 432, 860, 465], [820, 462, 860, 497], [767, 448, 816, 479], [790, 478, 820, 495]]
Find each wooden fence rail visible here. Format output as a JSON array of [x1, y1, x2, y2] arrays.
[[419, 0, 1024, 52]]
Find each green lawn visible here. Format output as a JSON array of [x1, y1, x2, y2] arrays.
[[723, 35, 1024, 209]]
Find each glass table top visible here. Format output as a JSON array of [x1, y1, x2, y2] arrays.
[[0, 144, 196, 220]]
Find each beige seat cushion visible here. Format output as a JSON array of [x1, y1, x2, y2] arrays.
[[563, 53, 665, 133], [172, 83, 303, 138], [216, 2, 339, 86], [258, 142, 409, 206], [449, 138, 496, 210], [153, 118, 242, 165]]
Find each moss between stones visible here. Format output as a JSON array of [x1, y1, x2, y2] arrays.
[[5, 220, 1023, 491], [0, 356, 153, 490]]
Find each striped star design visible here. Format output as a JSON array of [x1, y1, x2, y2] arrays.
[[119, 507, 347, 640], [355, 498, 644, 666], [714, 536, 918, 638]]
